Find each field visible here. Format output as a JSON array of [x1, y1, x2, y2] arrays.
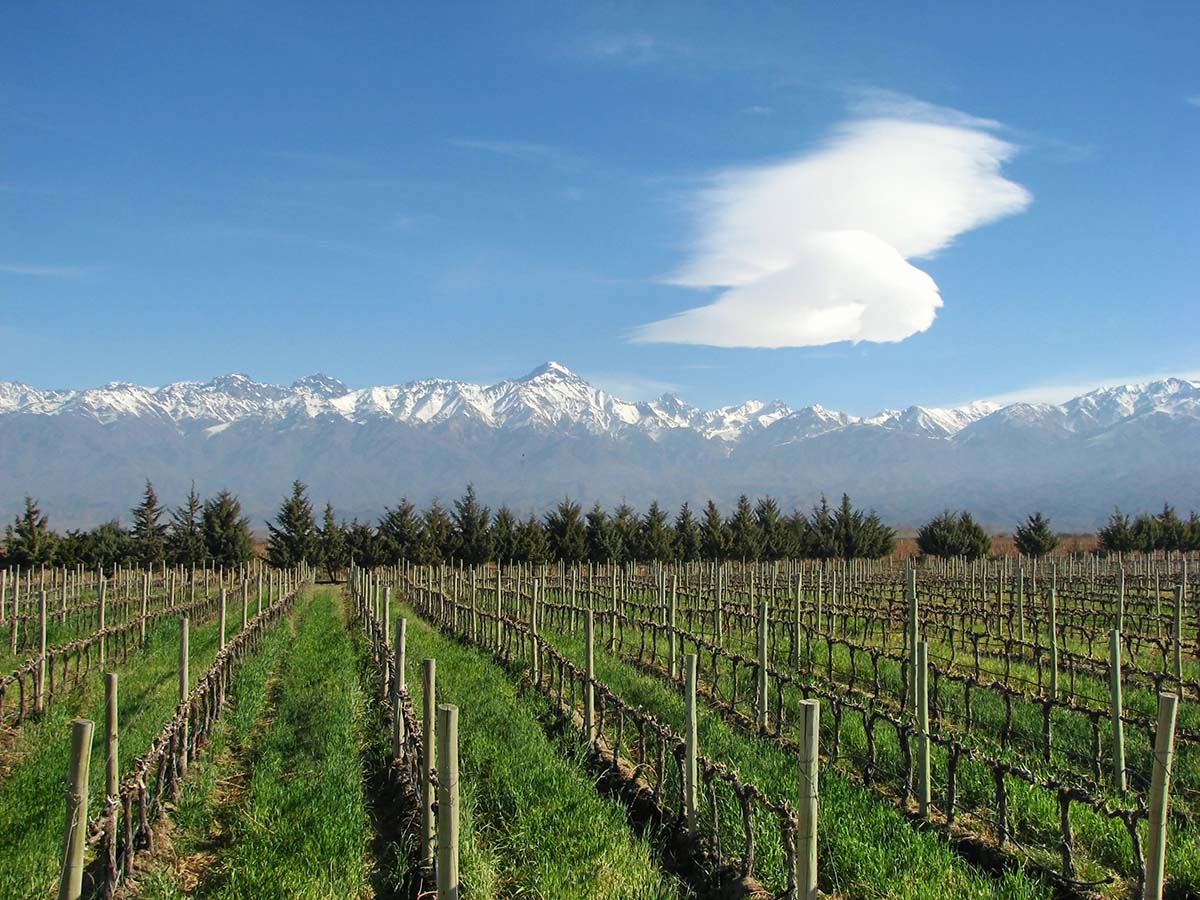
[[1, 556, 1193, 899]]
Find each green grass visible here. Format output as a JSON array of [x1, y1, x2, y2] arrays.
[[0, 608, 229, 899], [202, 588, 373, 899], [397, 602, 688, 900]]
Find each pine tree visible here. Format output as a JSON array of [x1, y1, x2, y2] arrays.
[[700, 500, 729, 560], [167, 482, 207, 566], [4, 496, 56, 567], [266, 480, 318, 568], [318, 502, 348, 581], [419, 499, 454, 564], [544, 498, 587, 562], [490, 506, 518, 562], [202, 489, 254, 566], [804, 496, 838, 560], [451, 484, 493, 564], [756, 496, 796, 560], [1131, 513, 1160, 554], [378, 499, 423, 563], [673, 503, 702, 562], [1014, 511, 1059, 558], [513, 513, 550, 563], [831, 494, 896, 560], [345, 520, 381, 568], [1155, 503, 1187, 552], [612, 503, 641, 561], [83, 521, 134, 570], [586, 503, 624, 563], [637, 500, 675, 561], [917, 510, 991, 560], [129, 480, 168, 566], [726, 494, 762, 561], [1183, 512, 1200, 553], [1097, 508, 1137, 555]]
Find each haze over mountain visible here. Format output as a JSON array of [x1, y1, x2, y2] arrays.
[[2, 362, 1197, 532]]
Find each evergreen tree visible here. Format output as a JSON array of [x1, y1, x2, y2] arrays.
[[1131, 512, 1160, 554], [266, 480, 318, 568], [726, 494, 763, 561], [699, 500, 729, 560], [82, 521, 135, 570], [804, 496, 838, 560], [451, 484, 492, 564], [419, 499, 455, 564], [785, 509, 811, 557], [167, 482, 206, 567], [490, 506, 518, 562], [1183, 512, 1200, 552], [637, 501, 675, 561], [1014, 511, 1059, 558], [916, 510, 991, 560], [513, 513, 550, 563], [612, 503, 641, 561], [53, 530, 89, 568], [1155, 503, 1187, 552], [318, 502, 348, 581], [377, 499, 423, 563], [544, 498, 587, 561], [202, 489, 254, 566], [673, 503, 703, 562], [345, 520, 381, 568], [586, 503, 624, 563], [4, 496, 56, 567], [756, 496, 796, 560], [1097, 508, 1138, 555], [130, 480, 168, 565]]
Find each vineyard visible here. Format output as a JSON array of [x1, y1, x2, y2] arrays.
[[0, 555, 1192, 899]]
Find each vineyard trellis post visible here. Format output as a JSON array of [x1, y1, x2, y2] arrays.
[[437, 703, 460, 900], [917, 640, 931, 818], [393, 618, 407, 758], [105, 672, 119, 801], [36, 590, 47, 714], [1144, 692, 1179, 900], [219, 589, 227, 650], [757, 599, 769, 732], [797, 698, 820, 900], [584, 610, 596, 743], [684, 652, 699, 833], [57, 718, 93, 900], [421, 657, 437, 868], [180, 617, 190, 773], [1109, 629, 1126, 794]]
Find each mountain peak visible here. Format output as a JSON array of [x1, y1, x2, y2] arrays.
[[521, 361, 578, 381], [293, 373, 351, 398]]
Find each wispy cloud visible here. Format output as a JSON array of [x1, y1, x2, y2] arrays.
[[742, 105, 774, 117], [972, 370, 1200, 406], [0, 263, 84, 277], [586, 32, 657, 64], [449, 138, 580, 171], [633, 96, 1031, 348], [1187, 94, 1200, 108]]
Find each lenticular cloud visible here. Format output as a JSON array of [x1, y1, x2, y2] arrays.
[[634, 113, 1032, 347]]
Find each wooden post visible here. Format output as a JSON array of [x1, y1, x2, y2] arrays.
[[796, 699, 819, 900], [907, 568, 918, 711], [684, 652, 699, 833], [98, 580, 107, 666], [179, 617, 189, 773], [917, 641, 931, 817], [668, 578, 678, 681], [584, 610, 596, 744], [793, 571, 802, 666], [55, 719, 94, 900], [421, 658, 436, 868], [1143, 693, 1179, 900], [219, 589, 227, 650], [1109, 629, 1126, 794], [437, 703, 460, 900], [757, 598, 769, 732], [35, 590, 48, 714], [393, 619, 407, 758], [1174, 584, 1184, 696], [241, 580, 248, 631], [1048, 587, 1059, 699], [104, 673, 120, 809]]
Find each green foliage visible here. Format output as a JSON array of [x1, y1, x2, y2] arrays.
[[804, 496, 839, 560], [673, 502, 702, 562], [202, 489, 254, 566], [585, 503, 624, 563], [1097, 508, 1137, 555], [266, 480, 318, 568], [756, 496, 797, 560], [452, 484, 493, 565], [130, 480, 168, 565], [543, 498, 586, 562], [917, 510, 992, 560], [612, 503, 640, 561], [318, 502, 348, 581], [1014, 511, 1059, 558], [513, 513, 550, 563], [636, 500, 675, 561], [700, 499, 730, 560], [377, 498, 422, 563], [3, 496, 56, 567], [831, 493, 895, 560], [490, 506, 518, 561], [345, 520, 381, 568], [168, 482, 206, 567], [726, 494, 763, 561], [419, 499, 454, 564]]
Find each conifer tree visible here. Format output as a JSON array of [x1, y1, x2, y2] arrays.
[[612, 503, 641, 560], [266, 480, 318, 568], [544, 498, 587, 561], [4, 496, 56, 567], [1097, 508, 1137, 555], [586, 503, 624, 563], [637, 500, 675, 561], [202, 489, 254, 566], [513, 513, 550, 563], [377, 499, 423, 563], [756, 496, 796, 560], [700, 499, 729, 560], [1014, 511, 1059, 558], [345, 520, 381, 568], [130, 479, 168, 565], [1131, 512, 1160, 554], [1155, 503, 1187, 552], [318, 502, 348, 581], [451, 484, 493, 564], [804, 496, 838, 560], [419, 499, 455, 564], [917, 510, 991, 560], [168, 482, 206, 566], [673, 503, 703, 562], [726, 494, 763, 561], [490, 506, 518, 562]]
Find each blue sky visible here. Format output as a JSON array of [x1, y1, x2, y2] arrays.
[[2, 2, 1197, 415]]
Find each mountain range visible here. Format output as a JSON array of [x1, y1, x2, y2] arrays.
[[1, 362, 1197, 531]]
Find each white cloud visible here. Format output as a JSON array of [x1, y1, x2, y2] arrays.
[[633, 102, 1032, 347], [974, 370, 1200, 406]]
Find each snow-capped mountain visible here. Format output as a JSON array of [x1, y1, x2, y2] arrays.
[[0, 363, 1197, 530]]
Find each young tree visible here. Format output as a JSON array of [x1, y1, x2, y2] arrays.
[[130, 480, 168, 565], [673, 503, 703, 562], [726, 494, 763, 561], [451, 484, 493, 564], [916, 510, 990, 560], [1014, 511, 1059, 558], [1097, 508, 1138, 555], [82, 521, 135, 570], [544, 498, 587, 562], [419, 499, 455, 564], [513, 513, 550, 563], [804, 496, 838, 560], [490, 506, 518, 562], [612, 503, 641, 561], [202, 489, 254, 566], [1131, 512, 1161, 554], [637, 500, 675, 561], [266, 480, 318, 568], [4, 496, 56, 567], [318, 502, 348, 581], [1155, 503, 1187, 552], [586, 503, 624, 563], [756, 496, 796, 560], [377, 499, 423, 563], [700, 499, 730, 560], [168, 482, 207, 567]]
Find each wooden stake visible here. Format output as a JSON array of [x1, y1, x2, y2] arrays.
[[684, 652, 699, 833], [421, 658, 436, 868], [796, 699, 820, 900], [1109, 630, 1126, 794], [57, 718, 93, 900], [1143, 693, 1179, 900], [584, 610, 596, 743], [437, 703, 460, 900]]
